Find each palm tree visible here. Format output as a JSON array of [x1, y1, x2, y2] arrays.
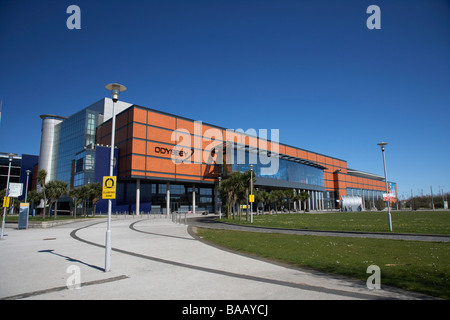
[[37, 169, 47, 219], [69, 188, 82, 218], [27, 190, 42, 216], [218, 171, 247, 220], [283, 189, 294, 213], [271, 190, 286, 213], [79, 185, 90, 218], [298, 191, 310, 213], [45, 180, 68, 219], [255, 189, 269, 214], [88, 183, 102, 217], [241, 170, 255, 221]]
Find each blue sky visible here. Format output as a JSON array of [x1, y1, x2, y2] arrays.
[[0, 0, 449, 198]]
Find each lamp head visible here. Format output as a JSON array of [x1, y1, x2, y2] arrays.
[[105, 83, 127, 102], [377, 142, 388, 151]]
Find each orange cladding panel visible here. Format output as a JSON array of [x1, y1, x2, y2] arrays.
[[133, 123, 147, 139], [133, 108, 148, 124], [131, 155, 146, 171], [147, 126, 176, 144], [146, 157, 175, 173], [148, 111, 176, 130]]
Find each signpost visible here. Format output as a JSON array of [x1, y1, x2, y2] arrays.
[[102, 176, 117, 200], [18, 203, 30, 230], [2, 197, 10, 208], [8, 183, 23, 198]]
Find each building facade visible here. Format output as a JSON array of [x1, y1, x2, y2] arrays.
[[94, 103, 397, 214], [34, 98, 397, 215]]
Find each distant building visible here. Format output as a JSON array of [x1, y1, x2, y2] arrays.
[[0, 153, 39, 200]]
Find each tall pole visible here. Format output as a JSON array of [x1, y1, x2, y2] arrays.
[[1, 154, 14, 240], [105, 98, 116, 272], [104, 83, 126, 272], [25, 170, 31, 203], [378, 143, 392, 232], [250, 165, 254, 224], [430, 186, 435, 211]]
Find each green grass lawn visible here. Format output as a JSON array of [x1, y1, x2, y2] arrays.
[[218, 211, 450, 234], [197, 228, 450, 299]]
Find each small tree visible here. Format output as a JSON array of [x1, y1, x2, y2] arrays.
[[46, 180, 68, 219], [27, 190, 43, 216], [69, 188, 82, 218], [283, 189, 294, 213], [298, 191, 310, 213], [88, 183, 102, 217], [375, 198, 386, 211], [79, 185, 90, 218]]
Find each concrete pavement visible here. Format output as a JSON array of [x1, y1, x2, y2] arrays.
[[0, 215, 434, 300]]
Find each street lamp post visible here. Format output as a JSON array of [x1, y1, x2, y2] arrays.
[[104, 83, 127, 272], [250, 165, 254, 224], [377, 142, 392, 232], [25, 170, 31, 203], [1, 153, 17, 240]]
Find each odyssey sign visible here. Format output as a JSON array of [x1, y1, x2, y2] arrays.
[[154, 146, 194, 158]]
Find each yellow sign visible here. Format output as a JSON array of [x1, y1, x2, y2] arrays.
[[2, 197, 10, 208], [249, 194, 255, 203], [102, 176, 117, 200]]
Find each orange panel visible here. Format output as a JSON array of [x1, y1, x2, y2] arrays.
[[148, 126, 177, 144], [177, 175, 203, 182], [203, 124, 223, 138], [146, 157, 175, 173], [146, 172, 175, 179], [202, 126, 224, 144], [131, 171, 146, 177], [285, 146, 297, 158], [297, 150, 308, 160], [175, 163, 201, 176], [147, 111, 176, 130], [133, 108, 147, 124], [173, 130, 193, 148], [307, 152, 317, 161], [131, 155, 146, 171], [270, 141, 280, 154], [316, 155, 325, 165], [202, 137, 222, 152], [176, 118, 196, 134], [133, 123, 147, 139], [132, 139, 146, 155], [258, 139, 270, 152]]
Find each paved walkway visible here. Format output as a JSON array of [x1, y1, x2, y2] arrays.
[[0, 216, 436, 300]]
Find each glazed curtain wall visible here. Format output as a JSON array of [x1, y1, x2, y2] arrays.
[[230, 150, 324, 188]]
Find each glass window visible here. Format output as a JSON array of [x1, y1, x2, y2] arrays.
[[230, 149, 324, 187]]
